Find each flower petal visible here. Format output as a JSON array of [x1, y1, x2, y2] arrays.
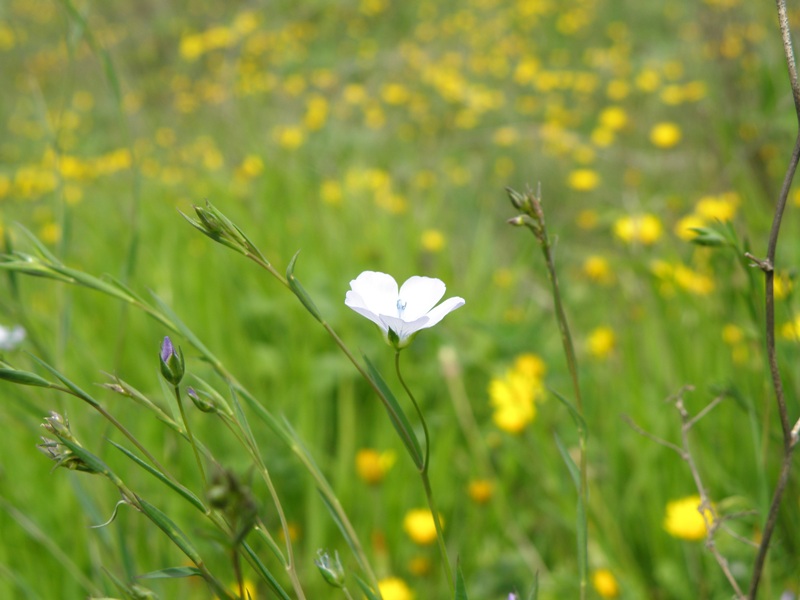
[[398, 276, 446, 321], [380, 314, 430, 343], [348, 271, 399, 317], [345, 291, 388, 331], [418, 296, 465, 329]]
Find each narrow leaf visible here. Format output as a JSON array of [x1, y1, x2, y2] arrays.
[[0, 368, 53, 388], [363, 354, 423, 469], [138, 566, 203, 580], [454, 562, 469, 600], [137, 497, 202, 564], [108, 440, 205, 512], [354, 574, 381, 600], [549, 388, 587, 436], [286, 251, 322, 322]]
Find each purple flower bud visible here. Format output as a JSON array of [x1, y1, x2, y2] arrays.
[[159, 336, 185, 386], [160, 336, 175, 362]]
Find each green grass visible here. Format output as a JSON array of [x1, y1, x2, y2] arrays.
[[1, 0, 799, 598]]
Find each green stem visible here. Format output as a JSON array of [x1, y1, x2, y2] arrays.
[[394, 351, 454, 594], [173, 385, 207, 487]]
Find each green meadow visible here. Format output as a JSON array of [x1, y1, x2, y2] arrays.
[[1, 0, 799, 598]]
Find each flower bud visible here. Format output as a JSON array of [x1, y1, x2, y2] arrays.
[[187, 387, 216, 413], [314, 549, 346, 588], [159, 336, 185, 386]]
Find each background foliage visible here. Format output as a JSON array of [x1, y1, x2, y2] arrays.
[[1, 0, 799, 598]]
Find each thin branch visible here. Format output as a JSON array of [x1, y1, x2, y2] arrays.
[[748, 1, 800, 596]]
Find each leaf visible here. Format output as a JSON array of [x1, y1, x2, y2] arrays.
[[137, 566, 203, 580], [354, 574, 381, 600], [526, 572, 539, 600], [0, 368, 53, 388], [108, 440, 205, 512], [454, 562, 469, 600], [553, 433, 588, 595], [285, 251, 322, 322], [548, 388, 586, 436], [136, 497, 202, 565], [363, 354, 423, 470]]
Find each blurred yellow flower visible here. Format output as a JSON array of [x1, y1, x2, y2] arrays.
[[674, 214, 706, 241], [573, 210, 597, 231], [664, 495, 715, 541], [613, 214, 663, 245], [721, 324, 744, 345], [408, 556, 431, 576], [591, 568, 620, 598], [673, 265, 714, 295], [493, 268, 514, 289], [695, 193, 739, 222], [599, 106, 628, 131], [355, 448, 396, 485], [489, 354, 546, 434], [320, 179, 343, 206], [493, 126, 519, 146], [238, 155, 264, 178], [587, 326, 615, 359], [277, 126, 305, 149], [774, 272, 793, 300], [583, 255, 613, 284], [403, 509, 440, 545], [780, 315, 800, 341], [420, 229, 446, 253], [214, 578, 258, 600], [378, 577, 414, 600], [650, 122, 682, 148], [567, 169, 600, 191], [467, 479, 494, 504]]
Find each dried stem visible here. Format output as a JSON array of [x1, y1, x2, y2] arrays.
[[747, 1, 800, 596], [625, 388, 744, 598]]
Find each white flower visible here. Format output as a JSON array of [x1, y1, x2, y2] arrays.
[[0, 324, 26, 351], [345, 271, 465, 348]]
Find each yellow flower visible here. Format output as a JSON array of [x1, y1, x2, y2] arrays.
[[583, 255, 613, 284], [567, 169, 600, 191], [489, 355, 546, 434], [599, 106, 628, 131], [613, 214, 663, 245], [673, 265, 714, 295], [780, 316, 800, 341], [355, 449, 396, 485], [695, 193, 739, 222], [403, 509, 440, 545], [674, 214, 706, 241], [493, 126, 519, 146], [664, 495, 715, 541], [238, 155, 264, 178], [467, 479, 494, 504], [378, 577, 414, 600], [721, 324, 744, 345], [420, 229, 446, 253], [576, 209, 599, 230], [408, 556, 431, 576], [587, 326, 615, 359], [214, 578, 258, 600], [591, 568, 620, 599], [774, 271, 793, 300], [649, 122, 682, 148], [320, 179, 343, 206], [276, 126, 305, 149]]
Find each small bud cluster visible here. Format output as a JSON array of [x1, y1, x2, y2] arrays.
[[38, 412, 96, 473]]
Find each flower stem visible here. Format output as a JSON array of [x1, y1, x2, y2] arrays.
[[394, 351, 454, 594], [173, 384, 207, 487]]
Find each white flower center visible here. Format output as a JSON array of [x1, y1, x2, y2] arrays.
[[396, 298, 407, 316]]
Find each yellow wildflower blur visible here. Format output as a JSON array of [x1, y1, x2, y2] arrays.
[[403, 508, 440, 546], [649, 122, 682, 148], [378, 577, 414, 600], [591, 568, 620, 599], [214, 578, 258, 600], [650, 261, 714, 296], [583, 255, 613, 284], [467, 479, 494, 505], [355, 448, 396, 485], [587, 326, 615, 360], [567, 168, 600, 191], [664, 495, 715, 541], [420, 229, 446, 253], [613, 214, 663, 245], [489, 353, 546, 434]]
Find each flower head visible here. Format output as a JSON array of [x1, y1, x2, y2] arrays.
[[664, 494, 715, 540], [345, 271, 464, 349], [159, 336, 185, 386], [0, 324, 26, 351], [403, 508, 441, 545]]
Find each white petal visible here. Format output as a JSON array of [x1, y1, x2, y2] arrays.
[[380, 314, 430, 342], [398, 276, 446, 321], [419, 296, 465, 328], [344, 291, 387, 331], [348, 271, 398, 317]]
